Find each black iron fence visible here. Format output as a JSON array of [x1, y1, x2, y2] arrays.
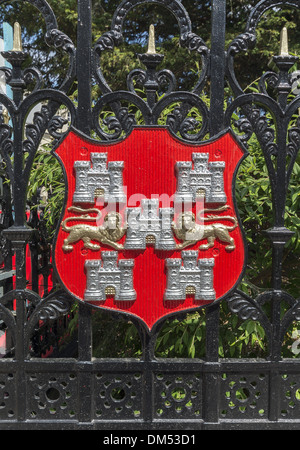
[[0, 0, 298, 430]]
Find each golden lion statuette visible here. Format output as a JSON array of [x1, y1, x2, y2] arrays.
[[61, 206, 126, 251], [172, 205, 237, 252]]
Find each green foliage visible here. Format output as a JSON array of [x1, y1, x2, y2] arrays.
[[155, 312, 206, 358], [91, 310, 143, 358], [27, 145, 65, 239], [218, 302, 267, 358]]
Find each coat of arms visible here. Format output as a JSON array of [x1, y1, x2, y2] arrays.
[[53, 126, 246, 329]]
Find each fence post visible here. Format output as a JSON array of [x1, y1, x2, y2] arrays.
[[204, 0, 226, 424], [76, 0, 93, 425]]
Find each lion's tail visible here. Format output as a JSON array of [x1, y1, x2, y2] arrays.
[[61, 207, 102, 232], [68, 206, 101, 216], [197, 205, 238, 231], [197, 205, 229, 216], [200, 214, 238, 231]]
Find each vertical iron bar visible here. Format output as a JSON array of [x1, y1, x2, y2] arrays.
[[12, 119, 26, 227], [5, 229, 32, 421], [7, 52, 29, 422], [142, 329, 154, 424], [76, 0, 93, 424], [76, 0, 92, 135], [76, 0, 93, 361], [204, 0, 226, 423], [209, 0, 226, 136]]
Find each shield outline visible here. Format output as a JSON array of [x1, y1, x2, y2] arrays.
[[52, 125, 248, 331]]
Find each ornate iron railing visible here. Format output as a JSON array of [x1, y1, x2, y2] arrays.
[[0, 0, 298, 430]]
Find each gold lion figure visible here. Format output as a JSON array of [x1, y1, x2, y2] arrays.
[[172, 205, 238, 252], [61, 206, 126, 252]]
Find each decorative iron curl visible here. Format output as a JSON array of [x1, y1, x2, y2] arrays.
[[246, 0, 300, 34], [44, 28, 76, 93], [127, 68, 176, 96], [110, 0, 192, 36], [92, 90, 209, 141], [25, 290, 73, 355], [23, 67, 44, 92], [258, 72, 279, 96], [92, 91, 144, 140], [158, 92, 209, 141], [0, 291, 17, 343], [225, 94, 279, 178], [179, 31, 209, 95], [19, 89, 76, 183], [36, 297, 72, 321], [227, 291, 263, 321], [227, 291, 272, 348]]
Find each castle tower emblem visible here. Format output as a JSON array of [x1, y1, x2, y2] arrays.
[[174, 153, 226, 203], [125, 198, 176, 250], [84, 251, 136, 302], [73, 152, 126, 204], [164, 251, 215, 301]]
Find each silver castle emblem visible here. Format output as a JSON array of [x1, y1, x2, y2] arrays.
[[125, 198, 176, 250], [73, 153, 126, 204], [164, 251, 215, 301], [174, 153, 226, 203], [84, 251, 136, 302]]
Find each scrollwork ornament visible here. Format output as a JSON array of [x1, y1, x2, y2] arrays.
[[0, 302, 16, 342], [24, 291, 73, 355], [94, 30, 123, 54], [37, 297, 72, 321], [246, 0, 300, 34], [0, 124, 14, 182], [228, 32, 256, 57], [156, 70, 177, 95], [95, 107, 136, 141], [287, 126, 300, 159], [255, 116, 278, 156], [259, 71, 279, 95], [180, 32, 208, 56], [44, 29, 75, 92], [0, 66, 12, 86], [48, 115, 69, 140], [227, 32, 257, 97], [162, 93, 209, 140], [233, 117, 254, 147], [45, 29, 75, 53], [227, 292, 262, 321], [23, 67, 44, 92], [127, 69, 147, 94], [23, 105, 51, 155], [178, 117, 202, 141]]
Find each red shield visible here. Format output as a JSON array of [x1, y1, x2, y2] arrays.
[[53, 126, 246, 330]]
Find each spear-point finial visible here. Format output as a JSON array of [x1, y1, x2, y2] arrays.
[[280, 26, 289, 56], [12, 22, 22, 52], [147, 24, 156, 54]]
